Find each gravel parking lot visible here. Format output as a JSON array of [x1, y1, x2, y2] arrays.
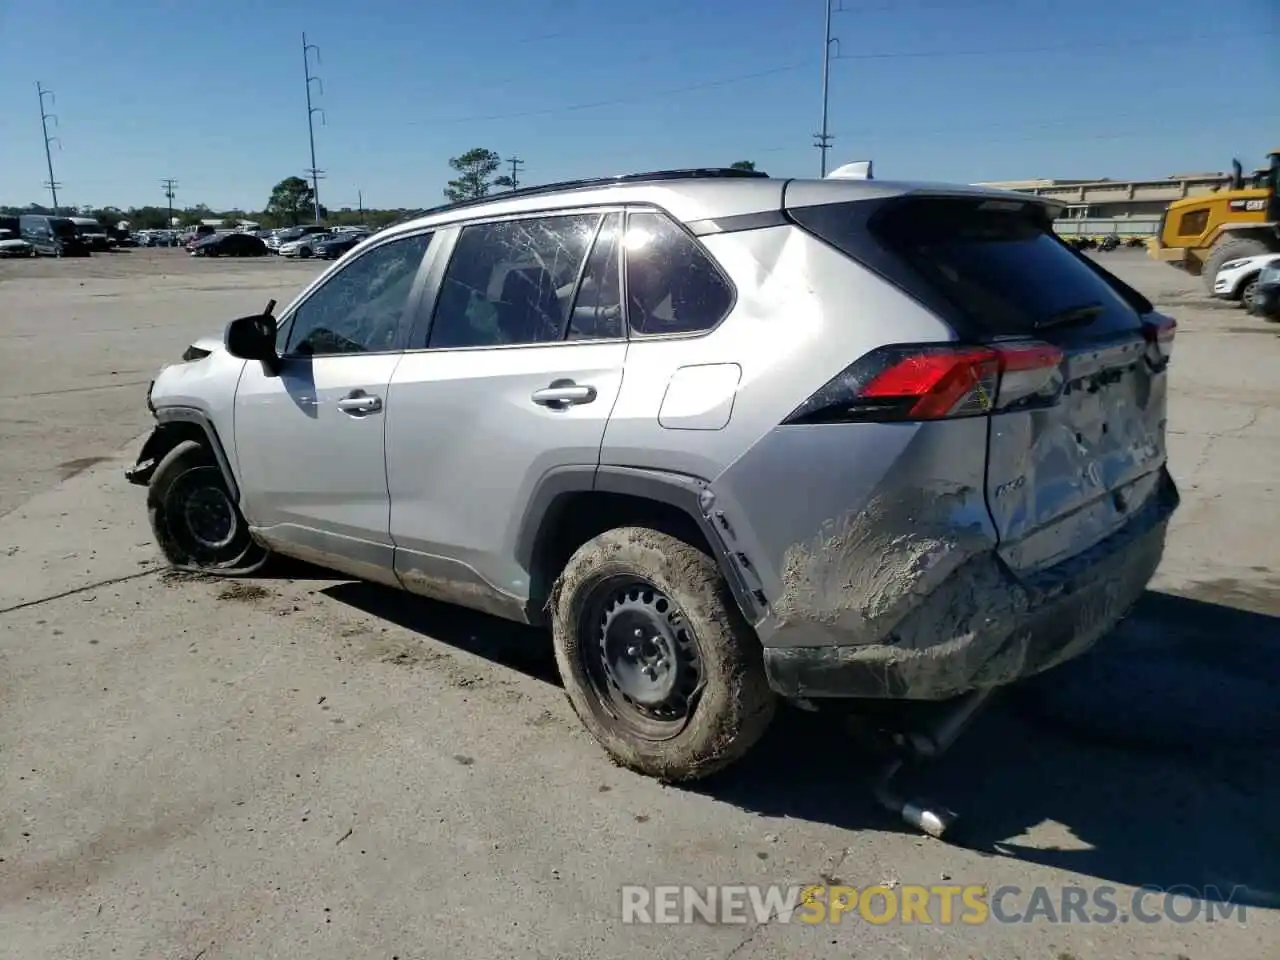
[[1, 248, 1277, 959]]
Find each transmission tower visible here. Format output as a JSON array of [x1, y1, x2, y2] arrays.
[[505, 156, 524, 191], [36, 82, 63, 212], [161, 178, 178, 228], [302, 32, 327, 223]]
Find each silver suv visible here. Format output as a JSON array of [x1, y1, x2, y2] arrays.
[[128, 168, 1179, 782]]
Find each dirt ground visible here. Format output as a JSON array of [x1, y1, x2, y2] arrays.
[[0, 247, 1277, 959]]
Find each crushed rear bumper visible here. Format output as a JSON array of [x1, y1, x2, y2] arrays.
[[763, 467, 1179, 701]]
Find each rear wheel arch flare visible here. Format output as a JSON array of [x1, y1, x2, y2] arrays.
[[518, 467, 759, 627]]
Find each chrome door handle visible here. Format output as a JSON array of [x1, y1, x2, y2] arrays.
[[336, 391, 383, 415], [531, 382, 596, 408]]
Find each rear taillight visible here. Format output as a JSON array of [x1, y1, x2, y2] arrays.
[[1141, 315, 1175, 366], [783, 340, 1065, 425]]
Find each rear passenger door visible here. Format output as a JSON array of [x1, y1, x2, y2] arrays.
[[384, 211, 628, 613]]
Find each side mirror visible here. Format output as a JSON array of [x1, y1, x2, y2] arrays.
[[225, 313, 280, 374]]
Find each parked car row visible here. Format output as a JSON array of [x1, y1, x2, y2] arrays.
[[1211, 252, 1280, 314], [0, 215, 382, 261], [0, 214, 92, 256]]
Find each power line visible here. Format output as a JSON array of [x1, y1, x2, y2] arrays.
[[161, 178, 178, 228], [404, 30, 1267, 130], [302, 32, 326, 224], [505, 156, 524, 190], [833, 30, 1274, 61], [416, 62, 807, 126], [36, 82, 62, 213]]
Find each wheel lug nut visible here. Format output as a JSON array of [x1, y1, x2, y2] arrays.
[[634, 628, 644, 638], [626, 646, 640, 657]]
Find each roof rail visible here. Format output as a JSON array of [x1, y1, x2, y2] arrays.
[[388, 167, 771, 228]]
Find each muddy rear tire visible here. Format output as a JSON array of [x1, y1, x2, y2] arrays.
[[550, 527, 776, 782], [147, 440, 268, 575]]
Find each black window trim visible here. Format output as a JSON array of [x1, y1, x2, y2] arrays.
[[275, 227, 437, 360]]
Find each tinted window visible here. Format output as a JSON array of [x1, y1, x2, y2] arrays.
[[568, 212, 624, 340], [794, 197, 1145, 339], [427, 214, 599, 349], [284, 232, 432, 356], [624, 211, 732, 336], [50, 218, 77, 239]]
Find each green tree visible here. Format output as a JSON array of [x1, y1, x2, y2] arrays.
[[444, 148, 505, 202], [266, 177, 316, 225], [730, 160, 756, 171]]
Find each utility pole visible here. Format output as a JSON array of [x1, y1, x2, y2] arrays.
[[505, 156, 524, 190], [302, 32, 326, 224], [36, 82, 62, 212], [813, 0, 840, 177], [161, 178, 178, 229], [357, 189, 364, 220]]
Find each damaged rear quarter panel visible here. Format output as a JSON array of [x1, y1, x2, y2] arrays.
[[708, 416, 998, 649]]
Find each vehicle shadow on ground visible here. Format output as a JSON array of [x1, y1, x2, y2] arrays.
[[321, 576, 1280, 909], [704, 586, 1280, 909], [321, 579, 562, 686]]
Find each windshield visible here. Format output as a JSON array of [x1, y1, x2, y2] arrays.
[[75, 222, 104, 235], [50, 218, 77, 239]]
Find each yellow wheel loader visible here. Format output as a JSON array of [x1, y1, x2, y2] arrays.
[[1149, 150, 1280, 292]]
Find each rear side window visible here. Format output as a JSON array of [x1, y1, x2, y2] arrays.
[[792, 197, 1148, 339], [624, 211, 733, 336]]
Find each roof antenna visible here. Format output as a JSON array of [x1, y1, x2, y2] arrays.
[[826, 160, 873, 180]]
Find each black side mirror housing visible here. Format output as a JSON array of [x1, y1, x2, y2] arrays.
[[225, 313, 280, 374]]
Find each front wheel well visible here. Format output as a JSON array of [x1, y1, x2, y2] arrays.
[[145, 416, 239, 500], [149, 420, 213, 463], [527, 491, 715, 624]]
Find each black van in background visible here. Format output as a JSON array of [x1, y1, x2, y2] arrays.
[[19, 214, 91, 257]]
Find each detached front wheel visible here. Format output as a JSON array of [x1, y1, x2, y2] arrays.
[[551, 527, 776, 782], [147, 440, 268, 574]]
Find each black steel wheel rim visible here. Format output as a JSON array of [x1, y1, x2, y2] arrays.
[[578, 576, 703, 741], [167, 467, 242, 562]]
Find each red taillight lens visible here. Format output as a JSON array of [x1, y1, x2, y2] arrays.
[[859, 347, 1001, 419], [783, 340, 1064, 425]]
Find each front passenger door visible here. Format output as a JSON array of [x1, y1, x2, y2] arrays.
[[234, 230, 435, 581]]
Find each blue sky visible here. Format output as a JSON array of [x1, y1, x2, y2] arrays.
[[1, 0, 1276, 210]]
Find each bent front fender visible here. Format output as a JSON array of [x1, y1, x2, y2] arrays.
[[124, 427, 170, 487]]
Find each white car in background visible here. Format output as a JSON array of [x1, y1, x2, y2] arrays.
[[0, 228, 34, 257], [1212, 253, 1280, 308]]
